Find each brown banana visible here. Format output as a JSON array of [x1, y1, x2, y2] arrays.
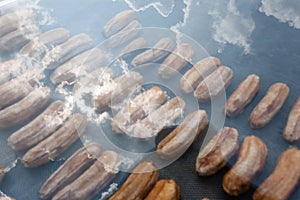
[[22, 113, 87, 168], [53, 151, 119, 200], [0, 27, 39, 53], [50, 48, 107, 84], [111, 86, 167, 134], [180, 56, 221, 93], [225, 74, 260, 117], [92, 71, 144, 112], [144, 179, 180, 200], [0, 68, 44, 110], [196, 127, 239, 176], [102, 10, 136, 38], [20, 27, 70, 59], [8, 101, 71, 151], [158, 43, 194, 80], [223, 136, 268, 196], [253, 147, 300, 200], [107, 20, 141, 48], [131, 37, 174, 67], [157, 110, 209, 159], [43, 33, 93, 70], [0, 87, 50, 129], [249, 82, 289, 129], [39, 143, 103, 199], [283, 97, 300, 142], [132, 97, 185, 138], [109, 162, 158, 200], [194, 65, 233, 102], [119, 37, 148, 59]]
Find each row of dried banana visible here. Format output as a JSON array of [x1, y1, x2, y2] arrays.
[[39, 143, 118, 200], [226, 74, 300, 142], [181, 54, 299, 142], [196, 127, 300, 199], [1, 97, 87, 169], [38, 146, 181, 200], [39, 14, 145, 83], [0, 10, 142, 60], [0, 27, 70, 85], [0, 11, 104, 88]]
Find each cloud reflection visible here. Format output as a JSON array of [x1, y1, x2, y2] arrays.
[[209, 0, 255, 54], [260, 0, 300, 29]]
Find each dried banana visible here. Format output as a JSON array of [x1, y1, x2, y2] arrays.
[[158, 43, 194, 80], [102, 10, 136, 38], [39, 143, 103, 199], [43, 34, 93, 70], [111, 86, 167, 133], [225, 74, 260, 117], [223, 136, 268, 196], [20, 27, 70, 59], [22, 113, 87, 168], [132, 97, 185, 138], [194, 65, 233, 102], [249, 82, 289, 129], [180, 56, 221, 93], [157, 110, 208, 159], [0, 68, 44, 110], [107, 20, 141, 48], [50, 48, 106, 84], [8, 101, 71, 151], [196, 127, 239, 176], [109, 162, 158, 200], [119, 37, 148, 59], [0, 27, 39, 53], [144, 179, 180, 200], [92, 71, 143, 112], [253, 147, 300, 200], [284, 97, 300, 142], [0, 87, 50, 129], [131, 37, 174, 67], [53, 151, 119, 200]]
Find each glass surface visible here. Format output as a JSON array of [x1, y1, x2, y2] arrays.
[[0, 0, 299, 199]]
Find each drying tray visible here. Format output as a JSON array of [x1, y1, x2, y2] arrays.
[[0, 0, 299, 199]]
